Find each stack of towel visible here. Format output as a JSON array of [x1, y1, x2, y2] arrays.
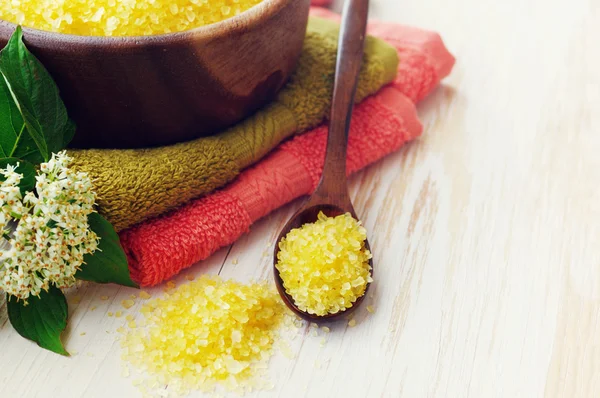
[[71, 6, 455, 286]]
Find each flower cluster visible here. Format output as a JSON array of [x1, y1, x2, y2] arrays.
[[0, 151, 99, 301]]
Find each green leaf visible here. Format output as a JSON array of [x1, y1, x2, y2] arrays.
[[76, 212, 138, 288], [7, 285, 69, 356], [0, 68, 42, 164], [0, 26, 76, 162], [0, 158, 36, 195]]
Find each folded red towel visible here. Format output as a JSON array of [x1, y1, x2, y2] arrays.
[[120, 8, 455, 287]]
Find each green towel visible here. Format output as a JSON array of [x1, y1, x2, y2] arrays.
[[70, 17, 399, 232]]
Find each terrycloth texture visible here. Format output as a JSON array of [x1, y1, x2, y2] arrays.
[[311, 0, 332, 6], [120, 8, 456, 287], [68, 17, 399, 232]]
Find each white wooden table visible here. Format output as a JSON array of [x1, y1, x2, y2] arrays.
[[1, 0, 599, 397]]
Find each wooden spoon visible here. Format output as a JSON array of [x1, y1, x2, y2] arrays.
[[273, 0, 372, 322]]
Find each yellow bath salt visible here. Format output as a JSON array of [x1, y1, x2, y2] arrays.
[[0, 0, 264, 37], [276, 212, 373, 316], [138, 291, 152, 300], [120, 275, 290, 395], [121, 299, 135, 309], [165, 281, 177, 290]]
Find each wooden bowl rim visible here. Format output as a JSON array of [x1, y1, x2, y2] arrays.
[[0, 0, 294, 48]]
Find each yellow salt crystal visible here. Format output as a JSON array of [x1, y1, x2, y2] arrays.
[[185, 275, 195, 281], [115, 311, 123, 318], [320, 338, 326, 347], [367, 305, 375, 314], [279, 341, 294, 359], [126, 315, 135, 322], [322, 326, 330, 333], [122, 300, 135, 309], [100, 296, 109, 301], [231, 258, 238, 265], [166, 281, 176, 290], [348, 319, 357, 327], [80, 332, 87, 336], [139, 291, 152, 300], [90, 306, 97, 311], [0, 0, 264, 37], [130, 294, 137, 300], [108, 312, 114, 317], [71, 296, 81, 304], [276, 212, 372, 316], [128, 321, 137, 329]]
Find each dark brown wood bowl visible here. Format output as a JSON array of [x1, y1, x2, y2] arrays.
[[0, 0, 310, 148]]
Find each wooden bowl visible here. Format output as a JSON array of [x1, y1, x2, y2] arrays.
[[0, 0, 310, 148]]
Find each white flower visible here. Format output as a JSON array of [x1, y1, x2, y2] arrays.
[[0, 151, 99, 302]]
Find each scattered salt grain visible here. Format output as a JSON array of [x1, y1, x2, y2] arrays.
[[139, 291, 152, 300], [348, 319, 357, 328], [122, 300, 135, 309]]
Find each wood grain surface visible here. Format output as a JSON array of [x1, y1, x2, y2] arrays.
[[1, 0, 599, 397]]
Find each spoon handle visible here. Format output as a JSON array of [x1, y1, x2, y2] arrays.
[[314, 0, 370, 202]]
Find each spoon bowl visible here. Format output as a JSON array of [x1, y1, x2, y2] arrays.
[[274, 204, 373, 322], [273, 0, 372, 323]]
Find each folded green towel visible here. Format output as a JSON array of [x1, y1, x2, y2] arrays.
[[69, 17, 399, 232]]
